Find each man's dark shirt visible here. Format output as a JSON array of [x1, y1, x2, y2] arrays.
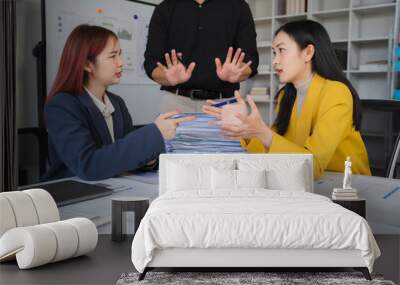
[[144, 0, 259, 94]]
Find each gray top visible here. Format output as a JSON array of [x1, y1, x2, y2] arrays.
[[295, 74, 313, 116]]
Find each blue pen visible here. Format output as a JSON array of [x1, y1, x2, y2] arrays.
[[212, 98, 238, 108], [383, 186, 400, 199]]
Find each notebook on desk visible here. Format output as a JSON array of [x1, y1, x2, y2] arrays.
[[20, 180, 113, 206]]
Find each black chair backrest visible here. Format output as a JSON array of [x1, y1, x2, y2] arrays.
[[360, 99, 400, 177]]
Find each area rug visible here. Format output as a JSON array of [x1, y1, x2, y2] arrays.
[[116, 271, 396, 285]]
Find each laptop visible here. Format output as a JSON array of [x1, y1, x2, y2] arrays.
[[20, 180, 113, 206]]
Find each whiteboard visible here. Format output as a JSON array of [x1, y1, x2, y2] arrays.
[[45, 0, 162, 125]]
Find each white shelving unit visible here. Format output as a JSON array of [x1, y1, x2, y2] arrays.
[[245, 0, 400, 125]]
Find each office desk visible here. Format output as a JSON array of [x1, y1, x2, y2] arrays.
[[63, 172, 400, 235], [0, 235, 132, 285], [20, 171, 400, 235], [8, 173, 400, 284], [19, 174, 159, 234], [60, 177, 158, 234], [314, 172, 400, 235]]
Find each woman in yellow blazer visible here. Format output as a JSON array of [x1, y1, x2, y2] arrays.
[[203, 20, 371, 179]]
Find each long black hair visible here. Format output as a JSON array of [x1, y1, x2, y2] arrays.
[[272, 20, 361, 135]]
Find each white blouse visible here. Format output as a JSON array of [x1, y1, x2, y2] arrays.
[[85, 88, 115, 142]]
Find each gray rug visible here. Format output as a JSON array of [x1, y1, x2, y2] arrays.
[[116, 271, 396, 285]]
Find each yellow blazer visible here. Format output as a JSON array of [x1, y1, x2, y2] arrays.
[[241, 74, 371, 179]]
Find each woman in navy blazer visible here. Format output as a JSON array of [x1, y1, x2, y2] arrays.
[[42, 25, 193, 181]]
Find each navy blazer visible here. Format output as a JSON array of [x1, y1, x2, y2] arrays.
[[42, 91, 165, 181]]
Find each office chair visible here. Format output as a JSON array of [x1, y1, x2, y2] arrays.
[[360, 99, 400, 178]]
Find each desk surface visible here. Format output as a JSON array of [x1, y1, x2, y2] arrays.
[[19, 172, 400, 235], [0, 235, 133, 285]]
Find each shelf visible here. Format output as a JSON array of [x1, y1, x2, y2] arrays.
[[312, 8, 350, 18], [246, 0, 398, 125], [254, 16, 273, 23], [275, 13, 307, 21], [331, 38, 348, 43], [315, 12, 349, 41], [247, 94, 276, 103], [351, 37, 390, 43], [352, 3, 396, 15], [349, 70, 388, 75]]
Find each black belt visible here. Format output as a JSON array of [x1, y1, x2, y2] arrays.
[[165, 87, 234, 100]]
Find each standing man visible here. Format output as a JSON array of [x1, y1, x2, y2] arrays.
[[144, 0, 259, 113]]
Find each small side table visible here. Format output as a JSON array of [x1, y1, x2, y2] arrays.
[[332, 198, 366, 218], [112, 197, 149, 242]]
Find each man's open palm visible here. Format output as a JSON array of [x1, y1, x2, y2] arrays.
[[215, 47, 252, 83], [157, 49, 196, 86]]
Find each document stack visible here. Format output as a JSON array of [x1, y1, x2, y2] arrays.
[[332, 188, 359, 200], [249, 87, 269, 96], [258, 65, 270, 74], [248, 87, 271, 102], [359, 60, 388, 72], [165, 113, 244, 153]]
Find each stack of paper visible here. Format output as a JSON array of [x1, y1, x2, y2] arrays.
[[332, 188, 359, 200], [249, 87, 269, 96], [359, 60, 388, 72], [258, 65, 270, 74], [165, 113, 244, 153]]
